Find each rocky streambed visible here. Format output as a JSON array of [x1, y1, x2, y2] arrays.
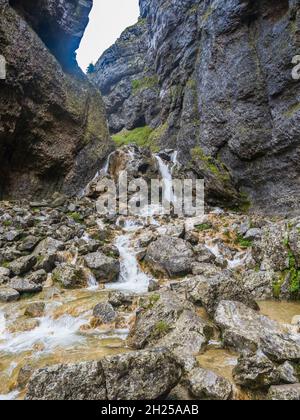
[[1, 146, 300, 400]]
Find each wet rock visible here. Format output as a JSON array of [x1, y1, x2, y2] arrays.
[[92, 303, 117, 324], [0, 287, 20, 302], [268, 384, 300, 401], [25, 302, 45, 318], [9, 278, 42, 294], [8, 318, 39, 333], [145, 236, 194, 277], [25, 349, 181, 400], [102, 349, 182, 400], [25, 361, 107, 401], [186, 273, 259, 316], [52, 264, 87, 289], [84, 252, 120, 283], [108, 291, 135, 308], [187, 368, 232, 400], [9, 255, 37, 276], [215, 301, 300, 362], [17, 365, 34, 388]]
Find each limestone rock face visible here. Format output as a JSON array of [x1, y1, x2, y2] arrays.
[[0, 0, 113, 199], [93, 0, 300, 214]]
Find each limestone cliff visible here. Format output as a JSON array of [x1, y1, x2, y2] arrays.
[[92, 0, 300, 214], [0, 0, 113, 199]]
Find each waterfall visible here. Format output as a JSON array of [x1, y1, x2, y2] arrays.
[[155, 155, 174, 203]]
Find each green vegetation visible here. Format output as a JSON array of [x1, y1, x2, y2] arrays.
[[235, 234, 253, 249], [275, 235, 300, 298], [2, 220, 12, 227], [283, 102, 300, 118], [86, 63, 95, 74], [191, 146, 230, 182], [195, 223, 213, 232], [112, 126, 159, 151], [132, 76, 159, 93], [142, 293, 160, 310], [68, 212, 83, 224], [152, 320, 171, 339]]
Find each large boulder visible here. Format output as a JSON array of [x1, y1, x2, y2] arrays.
[[102, 349, 182, 400], [215, 301, 300, 363], [0, 287, 20, 302], [186, 272, 259, 316], [8, 277, 42, 294], [25, 349, 182, 400], [145, 236, 194, 277], [84, 252, 120, 283], [8, 255, 37, 276], [52, 264, 87, 289], [0, 0, 113, 199], [25, 361, 107, 401], [128, 291, 213, 369]]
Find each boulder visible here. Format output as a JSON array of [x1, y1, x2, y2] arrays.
[[102, 349, 182, 400], [268, 384, 300, 401], [18, 236, 40, 252], [8, 255, 37, 276], [25, 349, 181, 400], [145, 236, 194, 277], [52, 264, 87, 289], [186, 272, 259, 316], [9, 278, 42, 294], [0, 287, 20, 302], [25, 361, 107, 401], [187, 368, 232, 400], [84, 252, 120, 283], [92, 303, 117, 324], [128, 291, 213, 369], [215, 301, 300, 362]]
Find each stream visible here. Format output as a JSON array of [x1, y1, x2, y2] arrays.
[[1, 149, 300, 400]]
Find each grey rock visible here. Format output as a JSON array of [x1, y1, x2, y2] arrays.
[[102, 348, 182, 400], [187, 368, 232, 400], [186, 272, 259, 316], [26, 270, 47, 285], [84, 252, 120, 283], [25, 349, 181, 400], [145, 236, 194, 277], [0, 287, 20, 302], [33, 238, 65, 255], [25, 361, 107, 401], [9, 278, 42, 294], [25, 302, 46, 318], [93, 303, 117, 324], [215, 301, 300, 362], [18, 236, 40, 252], [8, 255, 37, 276], [268, 384, 300, 401], [108, 291, 135, 308], [52, 264, 87, 289]]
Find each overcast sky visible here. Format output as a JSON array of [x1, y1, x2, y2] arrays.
[[77, 0, 140, 72]]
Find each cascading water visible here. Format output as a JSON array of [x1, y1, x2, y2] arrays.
[[155, 155, 174, 203]]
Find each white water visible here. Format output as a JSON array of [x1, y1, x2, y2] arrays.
[[0, 314, 87, 354], [0, 390, 20, 401], [106, 234, 150, 294], [155, 155, 174, 203]]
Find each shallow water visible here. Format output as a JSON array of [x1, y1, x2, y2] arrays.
[[259, 300, 300, 325], [197, 349, 238, 382]]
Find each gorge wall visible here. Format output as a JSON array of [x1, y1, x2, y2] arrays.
[[92, 0, 300, 215], [0, 0, 113, 199]]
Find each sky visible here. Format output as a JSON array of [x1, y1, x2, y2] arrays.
[[77, 0, 140, 72]]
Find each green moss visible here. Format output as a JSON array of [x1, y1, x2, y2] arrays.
[[195, 223, 213, 232], [235, 234, 253, 249], [112, 126, 158, 151], [152, 320, 171, 339], [284, 103, 300, 118], [191, 146, 230, 182], [132, 76, 159, 93], [2, 220, 12, 227], [68, 212, 83, 224], [1, 261, 10, 269], [142, 293, 160, 310]]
